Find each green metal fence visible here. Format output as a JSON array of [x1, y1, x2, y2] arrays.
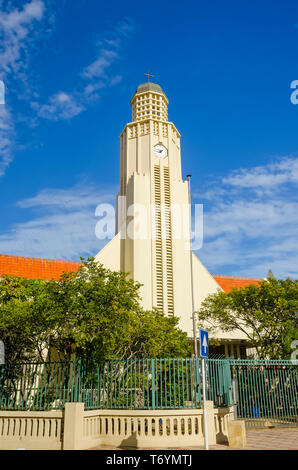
[[0, 360, 78, 411], [78, 358, 203, 410], [2, 357, 295, 425], [230, 359, 298, 428], [0, 358, 233, 411], [206, 359, 233, 407]]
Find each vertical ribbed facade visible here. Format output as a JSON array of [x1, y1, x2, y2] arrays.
[[153, 164, 174, 315], [154, 165, 164, 312], [163, 167, 174, 315]]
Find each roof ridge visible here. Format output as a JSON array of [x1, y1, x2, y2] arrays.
[[212, 274, 263, 280], [0, 253, 82, 265]]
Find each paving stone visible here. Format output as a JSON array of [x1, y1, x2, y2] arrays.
[[89, 428, 298, 451]]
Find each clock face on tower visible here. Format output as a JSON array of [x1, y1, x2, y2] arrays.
[[153, 144, 168, 159]]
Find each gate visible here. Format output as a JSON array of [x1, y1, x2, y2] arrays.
[[230, 359, 298, 429]]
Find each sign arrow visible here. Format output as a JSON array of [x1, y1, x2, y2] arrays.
[[202, 334, 208, 353], [199, 329, 209, 358]]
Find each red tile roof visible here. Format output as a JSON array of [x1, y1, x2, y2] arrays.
[[0, 254, 263, 292], [0, 254, 81, 281], [213, 275, 263, 293]]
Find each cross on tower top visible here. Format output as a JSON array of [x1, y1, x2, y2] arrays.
[[144, 71, 154, 82]]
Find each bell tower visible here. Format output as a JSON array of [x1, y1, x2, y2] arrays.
[[114, 81, 193, 333]]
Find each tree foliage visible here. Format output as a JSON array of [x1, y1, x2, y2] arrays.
[[0, 259, 190, 363], [196, 278, 298, 359]]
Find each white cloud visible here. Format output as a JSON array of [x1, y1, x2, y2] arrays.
[[0, 11, 134, 177], [0, 105, 14, 176], [0, 0, 44, 30], [84, 80, 105, 97], [0, 210, 103, 260], [0, 183, 117, 260], [35, 17, 134, 121], [222, 156, 298, 191], [0, 0, 45, 75], [203, 200, 298, 239], [0, 1, 46, 175], [34, 92, 85, 121], [82, 49, 118, 79], [17, 184, 116, 210]]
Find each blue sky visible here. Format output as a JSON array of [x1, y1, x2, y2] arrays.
[[0, 0, 298, 279]]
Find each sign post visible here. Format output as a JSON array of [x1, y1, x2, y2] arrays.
[[199, 329, 209, 450]]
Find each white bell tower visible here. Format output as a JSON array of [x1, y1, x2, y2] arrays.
[[96, 81, 195, 335]]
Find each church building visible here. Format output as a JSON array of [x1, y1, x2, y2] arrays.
[[0, 81, 264, 358]]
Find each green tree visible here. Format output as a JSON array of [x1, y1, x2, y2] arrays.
[[0, 259, 190, 363], [0, 276, 51, 362], [196, 278, 298, 359]]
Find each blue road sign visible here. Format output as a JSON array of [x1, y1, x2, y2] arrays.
[[200, 329, 209, 358]]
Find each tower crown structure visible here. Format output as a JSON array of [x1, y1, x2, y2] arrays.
[[130, 82, 169, 122]]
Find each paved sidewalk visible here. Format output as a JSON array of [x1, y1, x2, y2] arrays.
[[89, 428, 298, 451]]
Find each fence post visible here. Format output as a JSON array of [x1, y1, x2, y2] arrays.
[[205, 400, 216, 444], [63, 402, 84, 450], [232, 377, 238, 420], [151, 359, 155, 410], [195, 357, 201, 405]]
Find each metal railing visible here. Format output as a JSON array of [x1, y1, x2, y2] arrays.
[[0, 361, 77, 411], [206, 358, 233, 407], [230, 359, 298, 428], [78, 358, 203, 410], [2, 357, 295, 426]]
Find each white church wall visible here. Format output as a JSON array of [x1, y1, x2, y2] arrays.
[[170, 179, 193, 336], [94, 232, 121, 272], [192, 253, 248, 341], [126, 172, 153, 310]]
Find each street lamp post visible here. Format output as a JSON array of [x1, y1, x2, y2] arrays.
[[186, 174, 198, 358]]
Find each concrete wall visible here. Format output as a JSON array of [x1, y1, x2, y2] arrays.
[[0, 410, 64, 450], [0, 403, 234, 450]]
